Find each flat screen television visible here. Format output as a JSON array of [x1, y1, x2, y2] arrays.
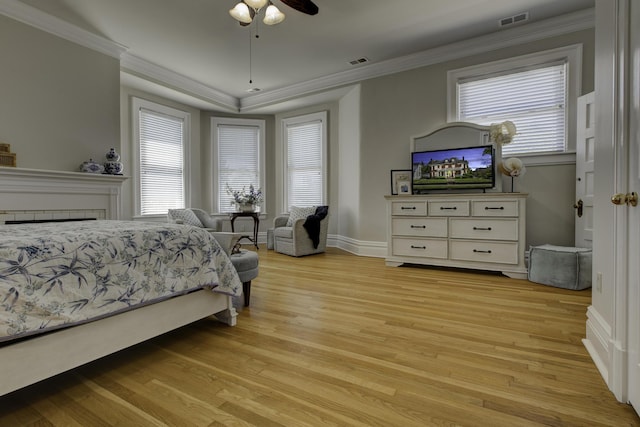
[[411, 144, 495, 193]]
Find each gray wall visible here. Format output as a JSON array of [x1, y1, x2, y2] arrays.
[[0, 14, 120, 172], [355, 28, 594, 248], [1, 12, 593, 252]]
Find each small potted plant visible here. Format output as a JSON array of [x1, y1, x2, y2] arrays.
[[226, 183, 263, 212]]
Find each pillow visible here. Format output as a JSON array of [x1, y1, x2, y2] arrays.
[[168, 209, 203, 227], [286, 206, 316, 227]]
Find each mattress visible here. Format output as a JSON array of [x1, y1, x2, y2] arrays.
[[0, 220, 242, 342]]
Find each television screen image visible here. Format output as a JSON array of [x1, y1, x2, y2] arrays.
[[411, 145, 495, 193]]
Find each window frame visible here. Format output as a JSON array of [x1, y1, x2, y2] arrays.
[[132, 97, 191, 218], [447, 44, 582, 165], [211, 117, 266, 215], [282, 111, 328, 212]]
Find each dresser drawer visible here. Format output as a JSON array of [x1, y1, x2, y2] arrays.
[[428, 200, 469, 216], [449, 240, 519, 264], [449, 218, 518, 241], [392, 218, 447, 237], [471, 200, 519, 217], [392, 237, 448, 259], [392, 201, 427, 216]]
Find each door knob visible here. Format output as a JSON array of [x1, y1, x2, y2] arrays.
[[574, 199, 583, 217], [611, 193, 626, 205], [611, 192, 638, 206]]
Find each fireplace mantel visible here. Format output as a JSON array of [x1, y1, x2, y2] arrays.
[[0, 167, 128, 220]]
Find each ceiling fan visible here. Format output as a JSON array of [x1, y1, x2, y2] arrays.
[[280, 0, 319, 15], [229, 0, 318, 27]]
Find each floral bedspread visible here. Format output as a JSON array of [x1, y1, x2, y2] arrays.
[[0, 221, 242, 342]]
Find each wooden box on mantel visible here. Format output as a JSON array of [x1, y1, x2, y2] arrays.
[[0, 143, 17, 167]]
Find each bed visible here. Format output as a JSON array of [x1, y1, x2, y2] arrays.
[[0, 220, 242, 396]]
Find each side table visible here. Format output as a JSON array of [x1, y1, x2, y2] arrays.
[[229, 211, 259, 249]]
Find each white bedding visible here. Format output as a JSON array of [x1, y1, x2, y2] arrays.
[[0, 220, 242, 343]]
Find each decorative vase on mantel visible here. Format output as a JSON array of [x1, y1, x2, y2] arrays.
[[237, 203, 256, 213], [103, 148, 123, 175]]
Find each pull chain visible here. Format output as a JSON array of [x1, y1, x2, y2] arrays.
[[249, 18, 260, 85], [249, 28, 253, 84]]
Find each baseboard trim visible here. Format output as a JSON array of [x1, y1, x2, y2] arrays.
[[583, 305, 612, 390], [256, 232, 388, 258], [331, 234, 387, 258]]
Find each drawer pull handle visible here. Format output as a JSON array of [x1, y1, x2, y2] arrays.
[[485, 206, 505, 210], [473, 227, 492, 231], [411, 225, 426, 229], [411, 245, 427, 250], [440, 207, 457, 210], [473, 249, 492, 254], [401, 206, 417, 210]]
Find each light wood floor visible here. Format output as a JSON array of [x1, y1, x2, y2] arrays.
[[1, 247, 639, 426]]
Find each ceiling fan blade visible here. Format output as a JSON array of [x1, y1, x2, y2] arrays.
[[279, 0, 319, 15]]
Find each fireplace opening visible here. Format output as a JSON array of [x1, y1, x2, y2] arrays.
[[5, 218, 97, 225]]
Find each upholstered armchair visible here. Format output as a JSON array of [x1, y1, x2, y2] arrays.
[[167, 208, 238, 254], [168, 208, 258, 306], [168, 208, 222, 232], [273, 206, 329, 257]]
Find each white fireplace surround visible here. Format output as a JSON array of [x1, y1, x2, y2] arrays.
[[0, 167, 127, 223]]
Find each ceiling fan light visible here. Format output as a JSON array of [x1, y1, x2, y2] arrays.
[[229, 2, 253, 24], [244, 0, 268, 10], [263, 4, 285, 25]]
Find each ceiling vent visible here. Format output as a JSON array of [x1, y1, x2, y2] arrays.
[[349, 57, 369, 66], [499, 12, 529, 28]]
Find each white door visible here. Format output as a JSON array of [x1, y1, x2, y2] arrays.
[[575, 92, 595, 248], [628, 121, 640, 414], [627, 0, 640, 414]]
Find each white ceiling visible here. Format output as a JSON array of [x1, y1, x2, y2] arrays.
[[13, 0, 594, 112]]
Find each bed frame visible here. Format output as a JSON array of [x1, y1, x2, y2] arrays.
[[0, 169, 239, 396], [1, 290, 237, 396]]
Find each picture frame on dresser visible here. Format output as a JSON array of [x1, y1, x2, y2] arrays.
[[390, 170, 412, 195], [398, 180, 411, 194]]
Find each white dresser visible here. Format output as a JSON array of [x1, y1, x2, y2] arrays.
[[385, 193, 527, 278]]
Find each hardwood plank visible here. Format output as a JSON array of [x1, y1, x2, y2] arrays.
[[1, 247, 638, 426]]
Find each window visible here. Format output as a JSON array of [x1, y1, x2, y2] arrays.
[[132, 98, 190, 216], [283, 112, 327, 210], [448, 45, 582, 159], [212, 117, 265, 214]]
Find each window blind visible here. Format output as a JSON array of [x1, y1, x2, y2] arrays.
[[139, 108, 185, 215], [286, 120, 323, 209], [217, 124, 261, 213], [458, 62, 567, 156]]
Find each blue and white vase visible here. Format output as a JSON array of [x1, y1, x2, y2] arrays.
[[103, 148, 123, 175], [80, 158, 104, 174]]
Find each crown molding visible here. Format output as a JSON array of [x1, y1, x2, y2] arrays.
[[0, 0, 594, 114], [120, 54, 239, 112], [239, 7, 594, 112], [0, 0, 127, 58]]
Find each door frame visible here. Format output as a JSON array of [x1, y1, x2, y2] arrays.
[[625, 0, 640, 413], [585, 0, 636, 410]]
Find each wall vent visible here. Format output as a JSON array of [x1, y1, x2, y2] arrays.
[[349, 57, 369, 66], [499, 12, 529, 28]]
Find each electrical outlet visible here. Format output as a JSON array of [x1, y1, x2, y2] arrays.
[[596, 272, 603, 292]]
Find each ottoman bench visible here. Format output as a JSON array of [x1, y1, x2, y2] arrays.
[[528, 244, 592, 290], [229, 249, 259, 306]]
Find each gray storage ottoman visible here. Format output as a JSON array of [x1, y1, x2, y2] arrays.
[[528, 244, 592, 290]]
